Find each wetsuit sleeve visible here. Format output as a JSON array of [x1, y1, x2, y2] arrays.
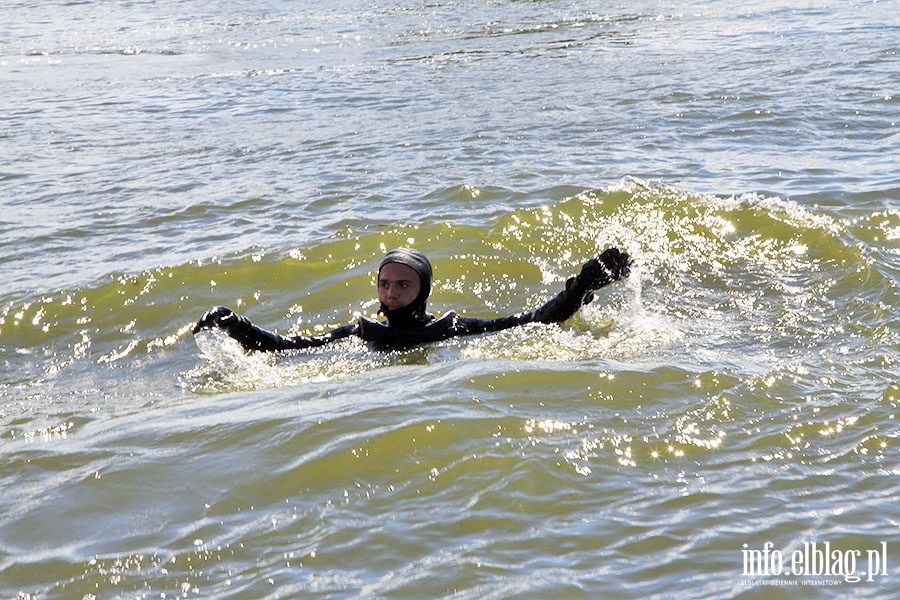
[[452, 313, 535, 335], [448, 284, 588, 338], [193, 306, 358, 352]]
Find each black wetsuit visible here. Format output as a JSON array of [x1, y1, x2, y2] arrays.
[[193, 247, 631, 352]]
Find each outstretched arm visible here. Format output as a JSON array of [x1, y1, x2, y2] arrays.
[[192, 306, 357, 352]]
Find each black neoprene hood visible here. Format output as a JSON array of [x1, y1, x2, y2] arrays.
[[378, 248, 433, 305]]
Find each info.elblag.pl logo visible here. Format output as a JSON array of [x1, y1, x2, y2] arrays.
[[742, 541, 889, 585]]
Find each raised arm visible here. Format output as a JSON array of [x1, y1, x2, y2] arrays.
[[532, 247, 632, 323], [454, 247, 632, 335]]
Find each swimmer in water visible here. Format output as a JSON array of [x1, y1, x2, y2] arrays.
[[192, 247, 631, 351]]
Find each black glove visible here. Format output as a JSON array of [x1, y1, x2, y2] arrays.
[[192, 305, 252, 337], [576, 247, 632, 292]]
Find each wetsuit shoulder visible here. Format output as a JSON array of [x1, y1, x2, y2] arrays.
[[358, 311, 460, 350], [357, 310, 543, 350]]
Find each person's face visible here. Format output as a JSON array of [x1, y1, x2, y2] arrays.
[[378, 262, 422, 310]]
